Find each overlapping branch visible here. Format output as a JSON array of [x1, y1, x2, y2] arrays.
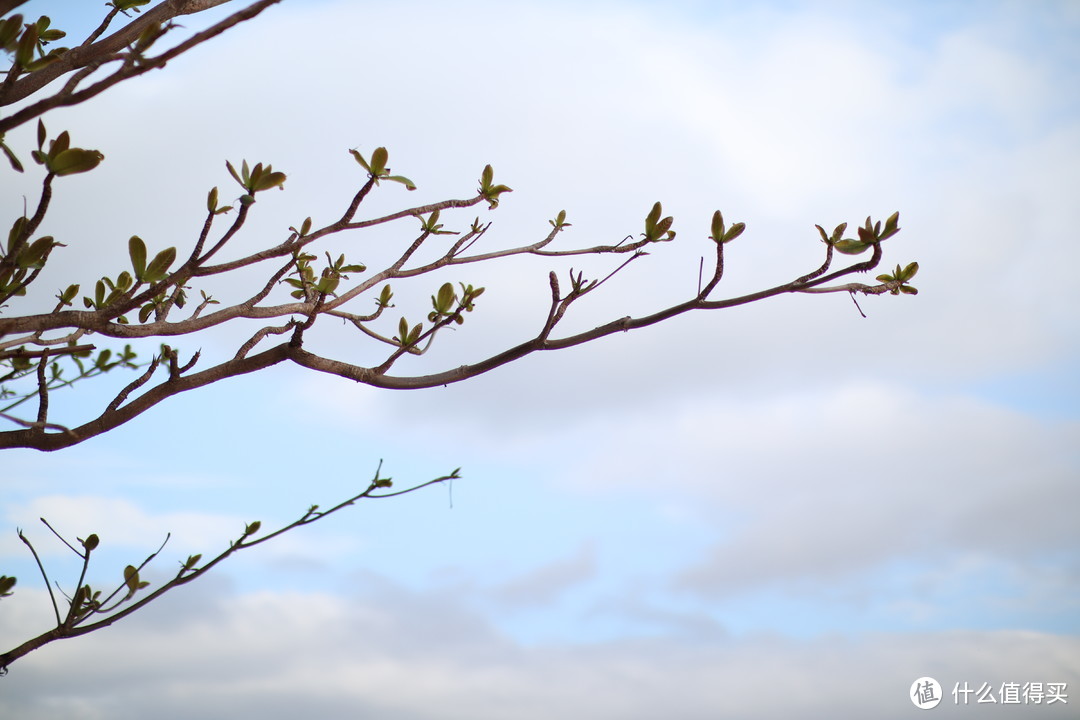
[[0, 461, 460, 673], [0, 145, 914, 451], [0, 2, 918, 451], [0, 1, 283, 133]]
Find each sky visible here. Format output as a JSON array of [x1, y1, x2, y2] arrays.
[[1, 0, 1079, 717]]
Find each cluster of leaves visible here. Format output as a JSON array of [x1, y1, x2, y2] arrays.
[[392, 281, 486, 352], [876, 261, 919, 295], [226, 159, 286, 203], [428, 282, 484, 324], [643, 202, 677, 243], [29, 120, 103, 176], [813, 212, 917, 292], [816, 212, 901, 255], [285, 251, 366, 301], [0, 14, 66, 75], [0, 120, 103, 299], [477, 164, 512, 208], [708, 209, 746, 245], [350, 146, 416, 191], [0, 216, 58, 302]]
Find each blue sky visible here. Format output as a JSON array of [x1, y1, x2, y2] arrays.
[[2, 1, 1079, 717]]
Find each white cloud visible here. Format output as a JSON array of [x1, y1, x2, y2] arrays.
[[492, 540, 596, 608], [548, 381, 1080, 593], [1, 579, 1076, 719]]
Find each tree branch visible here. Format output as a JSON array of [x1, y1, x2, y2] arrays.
[[0, 1, 283, 133], [1, 0, 263, 106], [0, 461, 459, 672]]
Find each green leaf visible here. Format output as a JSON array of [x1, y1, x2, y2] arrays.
[[477, 164, 512, 208], [0, 575, 15, 597], [115, 270, 133, 292], [129, 235, 147, 280], [114, 0, 152, 11], [899, 261, 919, 281], [0, 15, 23, 50], [16, 235, 55, 268], [0, 137, 24, 173], [39, 27, 66, 42], [15, 22, 37, 67], [244, 520, 261, 536], [722, 222, 746, 243], [48, 148, 104, 176], [386, 175, 416, 190], [7, 215, 26, 248], [349, 148, 371, 173], [143, 246, 177, 284], [834, 239, 869, 255], [645, 202, 662, 235], [81, 534, 99, 552], [225, 160, 244, 189], [57, 283, 79, 306], [207, 187, 218, 213], [123, 565, 147, 597], [24, 50, 64, 72], [315, 275, 339, 296], [433, 282, 455, 314], [377, 284, 393, 308], [711, 210, 726, 243], [370, 147, 388, 176], [250, 164, 286, 192], [643, 202, 674, 242], [95, 349, 113, 370], [47, 130, 70, 159], [881, 210, 900, 239], [830, 223, 847, 244]]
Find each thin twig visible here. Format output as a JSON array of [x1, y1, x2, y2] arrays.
[[18, 530, 61, 625]]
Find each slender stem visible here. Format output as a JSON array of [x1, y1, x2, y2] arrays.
[[18, 531, 61, 625]]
